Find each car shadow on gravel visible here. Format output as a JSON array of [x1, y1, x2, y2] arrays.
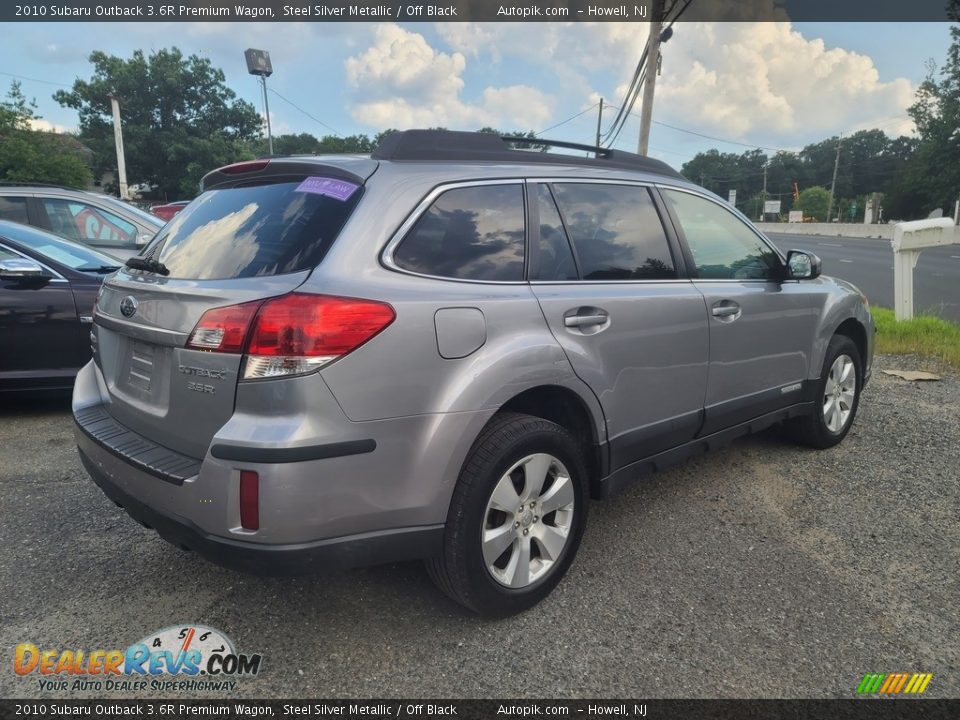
[[0, 390, 72, 416]]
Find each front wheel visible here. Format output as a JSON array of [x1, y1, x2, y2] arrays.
[[785, 334, 863, 449], [427, 412, 589, 616]]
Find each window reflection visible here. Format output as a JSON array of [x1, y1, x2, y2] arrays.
[[394, 185, 526, 281], [551, 184, 676, 280]]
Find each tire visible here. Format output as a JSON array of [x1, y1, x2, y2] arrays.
[[784, 334, 863, 449], [427, 412, 589, 617]]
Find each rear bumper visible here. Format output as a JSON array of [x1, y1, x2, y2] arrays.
[[78, 446, 443, 575]]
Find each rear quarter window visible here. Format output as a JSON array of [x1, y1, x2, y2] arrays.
[[147, 180, 363, 280], [392, 184, 526, 282]]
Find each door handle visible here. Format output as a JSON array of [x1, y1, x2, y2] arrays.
[[564, 313, 609, 328], [711, 301, 741, 320]]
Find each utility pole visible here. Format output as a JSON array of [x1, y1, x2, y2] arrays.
[[827, 133, 842, 224], [595, 98, 604, 149], [759, 162, 768, 221], [637, 0, 665, 156], [109, 96, 129, 200]]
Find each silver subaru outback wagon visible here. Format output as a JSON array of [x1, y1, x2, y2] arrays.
[[73, 130, 873, 616]]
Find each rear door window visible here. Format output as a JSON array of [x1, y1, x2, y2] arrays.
[[392, 184, 526, 281], [550, 183, 676, 280], [532, 185, 578, 281], [41, 199, 139, 248], [147, 179, 363, 280]]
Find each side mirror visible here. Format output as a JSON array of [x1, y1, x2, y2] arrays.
[[786, 250, 821, 280], [0, 258, 45, 278]]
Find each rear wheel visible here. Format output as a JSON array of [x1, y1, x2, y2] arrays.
[[784, 334, 862, 449], [427, 412, 589, 616]]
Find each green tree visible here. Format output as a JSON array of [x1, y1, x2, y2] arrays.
[[795, 186, 831, 221], [54, 48, 262, 199], [0, 81, 92, 187], [897, 1, 960, 216]]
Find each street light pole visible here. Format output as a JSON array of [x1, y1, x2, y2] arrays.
[[260, 75, 273, 155]]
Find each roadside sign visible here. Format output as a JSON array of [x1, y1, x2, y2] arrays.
[[764, 200, 781, 214], [727, 190, 737, 206], [788, 210, 804, 223]]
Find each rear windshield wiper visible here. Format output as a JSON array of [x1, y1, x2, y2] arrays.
[[124, 256, 170, 276]]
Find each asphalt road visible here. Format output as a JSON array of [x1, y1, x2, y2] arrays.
[[767, 233, 960, 322], [1, 355, 957, 700]]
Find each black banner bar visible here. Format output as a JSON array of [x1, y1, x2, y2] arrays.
[[2, 700, 960, 720], [0, 0, 956, 23]]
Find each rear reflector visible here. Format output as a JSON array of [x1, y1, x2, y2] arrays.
[[220, 160, 269, 174], [186, 300, 262, 353], [239, 470, 259, 530]]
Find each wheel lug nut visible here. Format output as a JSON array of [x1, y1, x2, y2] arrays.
[[534, 516, 539, 522], [523, 529, 529, 536], [514, 521, 520, 528]]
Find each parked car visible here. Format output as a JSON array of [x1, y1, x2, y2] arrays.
[[0, 220, 120, 392], [0, 184, 163, 260], [73, 131, 874, 616], [149, 200, 190, 222]]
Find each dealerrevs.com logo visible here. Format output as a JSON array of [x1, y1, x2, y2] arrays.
[[13, 625, 263, 693]]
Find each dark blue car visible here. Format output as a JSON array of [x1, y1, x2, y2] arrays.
[[0, 220, 120, 392]]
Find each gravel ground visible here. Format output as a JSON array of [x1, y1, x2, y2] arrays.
[[0, 354, 957, 699]]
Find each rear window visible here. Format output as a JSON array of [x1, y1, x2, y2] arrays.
[[146, 179, 363, 280]]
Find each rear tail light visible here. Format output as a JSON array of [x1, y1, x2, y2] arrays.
[[239, 470, 259, 530], [186, 293, 395, 380]]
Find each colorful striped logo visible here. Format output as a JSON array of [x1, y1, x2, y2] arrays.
[[857, 673, 933, 695]]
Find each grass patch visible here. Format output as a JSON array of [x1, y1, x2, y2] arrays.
[[872, 306, 960, 367]]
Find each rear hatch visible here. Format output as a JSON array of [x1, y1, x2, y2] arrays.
[[92, 157, 377, 459]]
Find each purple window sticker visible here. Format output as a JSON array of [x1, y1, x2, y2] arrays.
[[295, 176, 360, 201]]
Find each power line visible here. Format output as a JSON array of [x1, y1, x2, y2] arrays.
[[535, 103, 600, 137], [652, 119, 797, 153], [267, 87, 340, 137], [0, 70, 72, 88]]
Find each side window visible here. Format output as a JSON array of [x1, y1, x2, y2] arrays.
[[0, 197, 29, 224], [41, 199, 138, 248], [662, 190, 781, 280], [393, 184, 525, 281], [533, 185, 578, 281], [550, 183, 676, 280]]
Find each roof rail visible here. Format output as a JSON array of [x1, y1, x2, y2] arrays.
[[370, 129, 682, 179], [0, 180, 84, 190]]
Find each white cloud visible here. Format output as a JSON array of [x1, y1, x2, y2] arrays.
[[344, 24, 553, 131], [434, 21, 916, 148], [28, 118, 71, 133]]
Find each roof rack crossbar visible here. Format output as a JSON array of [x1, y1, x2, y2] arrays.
[[501, 136, 612, 158]]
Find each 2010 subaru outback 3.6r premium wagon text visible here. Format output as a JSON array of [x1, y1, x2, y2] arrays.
[[74, 131, 873, 616]]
